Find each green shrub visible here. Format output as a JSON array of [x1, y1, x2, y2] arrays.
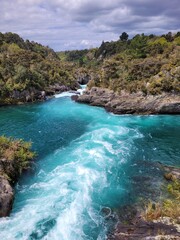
[[0, 136, 35, 175]]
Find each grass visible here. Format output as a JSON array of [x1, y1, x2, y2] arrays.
[[143, 178, 180, 222]]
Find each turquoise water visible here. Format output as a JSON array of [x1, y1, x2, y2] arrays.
[[0, 96, 179, 240]]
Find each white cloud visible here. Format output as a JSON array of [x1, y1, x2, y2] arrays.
[[0, 0, 179, 50]]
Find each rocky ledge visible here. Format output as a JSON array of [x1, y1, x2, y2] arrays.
[[108, 219, 180, 240], [0, 83, 80, 106], [73, 87, 180, 114], [107, 165, 180, 240]]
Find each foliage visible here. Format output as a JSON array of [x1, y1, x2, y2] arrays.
[[58, 32, 179, 97], [0, 32, 77, 105], [57, 48, 98, 68], [94, 40, 129, 59], [161, 32, 174, 42], [120, 32, 129, 41], [73, 32, 180, 95], [0, 136, 35, 178], [0, 31, 179, 104], [143, 178, 180, 222]]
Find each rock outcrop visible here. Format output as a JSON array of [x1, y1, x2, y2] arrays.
[[10, 87, 45, 102], [0, 137, 35, 217], [108, 220, 180, 240], [107, 164, 180, 240], [0, 83, 80, 106], [74, 87, 180, 114], [0, 177, 14, 217], [0, 159, 19, 218]]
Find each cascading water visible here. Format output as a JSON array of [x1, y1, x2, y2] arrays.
[[55, 84, 87, 98], [0, 96, 179, 240]]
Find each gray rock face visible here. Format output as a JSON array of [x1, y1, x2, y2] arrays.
[[75, 87, 180, 114], [0, 83, 80, 106], [0, 177, 14, 217], [0, 158, 20, 184], [10, 87, 47, 103], [0, 158, 20, 217], [0, 153, 33, 217], [158, 102, 180, 114], [108, 220, 180, 240]]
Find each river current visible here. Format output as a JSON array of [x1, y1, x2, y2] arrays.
[[0, 93, 179, 240]]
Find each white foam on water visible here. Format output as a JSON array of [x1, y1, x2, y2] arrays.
[[54, 92, 75, 98], [0, 117, 141, 240], [55, 85, 86, 98], [77, 89, 84, 95]]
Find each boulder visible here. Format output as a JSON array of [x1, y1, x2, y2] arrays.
[[71, 95, 79, 101], [0, 177, 14, 217]]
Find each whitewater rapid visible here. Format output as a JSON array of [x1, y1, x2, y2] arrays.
[[0, 100, 142, 240], [55, 84, 86, 98], [0, 94, 179, 240]]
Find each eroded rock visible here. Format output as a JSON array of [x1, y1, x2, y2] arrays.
[[74, 87, 180, 115], [0, 177, 14, 217]]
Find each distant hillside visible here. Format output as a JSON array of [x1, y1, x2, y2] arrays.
[[0, 32, 179, 106], [0, 32, 78, 105], [59, 32, 180, 95]]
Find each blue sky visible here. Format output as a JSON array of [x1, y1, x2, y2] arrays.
[[0, 0, 179, 51]]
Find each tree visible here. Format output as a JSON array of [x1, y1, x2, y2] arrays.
[[149, 34, 155, 39], [0, 33, 4, 46], [175, 32, 180, 38], [130, 34, 148, 58], [162, 32, 173, 42], [120, 32, 129, 41]]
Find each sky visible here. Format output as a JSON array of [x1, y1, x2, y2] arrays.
[[0, 0, 179, 51]]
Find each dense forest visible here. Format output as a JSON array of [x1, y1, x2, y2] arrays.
[[0, 32, 179, 105], [0, 32, 78, 105], [58, 32, 180, 95]]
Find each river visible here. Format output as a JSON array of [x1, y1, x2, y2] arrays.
[[0, 93, 179, 240]]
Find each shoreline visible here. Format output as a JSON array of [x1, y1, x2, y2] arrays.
[[0, 83, 87, 108], [107, 164, 180, 240], [0, 93, 179, 239], [1, 86, 180, 116], [73, 87, 180, 115], [0, 86, 81, 108]]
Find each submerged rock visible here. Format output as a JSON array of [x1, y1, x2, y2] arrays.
[[108, 220, 180, 240], [74, 87, 180, 115], [158, 162, 180, 180]]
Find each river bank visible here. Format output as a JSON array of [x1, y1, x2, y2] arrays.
[[107, 164, 180, 240], [0, 84, 80, 107], [74, 87, 180, 115], [0, 95, 179, 239], [0, 136, 35, 217]]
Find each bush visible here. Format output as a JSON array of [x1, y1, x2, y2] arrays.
[[0, 136, 35, 175], [143, 179, 180, 222]]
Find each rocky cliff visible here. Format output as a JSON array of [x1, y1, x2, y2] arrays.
[[0, 32, 79, 106], [74, 87, 180, 114]]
